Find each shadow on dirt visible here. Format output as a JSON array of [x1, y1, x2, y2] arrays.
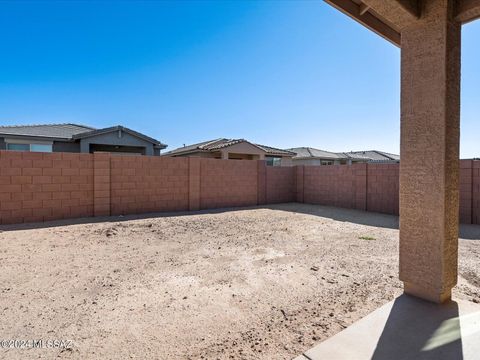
[[1, 202, 479, 240]]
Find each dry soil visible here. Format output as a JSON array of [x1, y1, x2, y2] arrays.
[[0, 203, 479, 359]]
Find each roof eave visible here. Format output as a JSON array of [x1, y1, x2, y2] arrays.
[[324, 0, 401, 47], [72, 126, 163, 146], [0, 133, 74, 142], [163, 148, 210, 156], [266, 153, 294, 157]]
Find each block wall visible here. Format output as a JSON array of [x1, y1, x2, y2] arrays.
[[367, 163, 399, 215], [460, 160, 473, 224], [1, 150, 480, 226], [257, 161, 267, 206], [199, 158, 258, 209], [0, 151, 94, 224], [296, 165, 304, 203], [299, 161, 476, 222], [265, 166, 296, 204], [110, 156, 189, 215], [303, 164, 361, 209], [473, 161, 480, 225]]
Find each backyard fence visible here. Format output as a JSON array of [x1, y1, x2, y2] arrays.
[[0, 150, 479, 225]]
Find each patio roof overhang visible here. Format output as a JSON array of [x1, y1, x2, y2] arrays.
[[325, 0, 480, 47], [324, 0, 480, 305]]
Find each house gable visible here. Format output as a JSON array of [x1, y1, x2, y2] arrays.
[[220, 141, 269, 156]]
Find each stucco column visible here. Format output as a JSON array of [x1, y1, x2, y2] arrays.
[[399, 0, 460, 303], [221, 151, 229, 160]]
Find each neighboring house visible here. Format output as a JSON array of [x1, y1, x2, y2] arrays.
[[287, 147, 349, 165], [289, 147, 399, 165], [343, 150, 400, 163], [163, 138, 295, 166], [0, 123, 167, 155]]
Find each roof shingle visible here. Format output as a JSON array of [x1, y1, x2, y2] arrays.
[[0, 123, 95, 139], [288, 147, 345, 160], [165, 138, 295, 156], [289, 147, 399, 162], [342, 150, 399, 161]]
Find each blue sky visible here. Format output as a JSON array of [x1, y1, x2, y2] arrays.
[[0, 1, 479, 157]]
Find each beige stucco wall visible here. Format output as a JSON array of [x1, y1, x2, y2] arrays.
[[219, 142, 266, 159]]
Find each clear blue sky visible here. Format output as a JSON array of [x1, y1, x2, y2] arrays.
[[0, 1, 479, 157]]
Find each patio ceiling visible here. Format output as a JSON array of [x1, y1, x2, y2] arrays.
[[325, 0, 480, 47]]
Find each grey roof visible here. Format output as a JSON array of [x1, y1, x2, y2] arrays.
[[342, 150, 400, 161], [72, 125, 166, 148], [0, 123, 166, 149], [164, 138, 295, 156], [0, 123, 95, 140], [288, 147, 346, 160], [288, 147, 399, 162], [256, 143, 296, 156]]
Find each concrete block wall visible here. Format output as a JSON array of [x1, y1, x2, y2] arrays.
[[188, 157, 201, 211], [460, 160, 473, 224], [1, 150, 480, 226], [303, 166, 336, 206], [0, 151, 94, 224], [296, 165, 304, 203], [94, 152, 111, 216], [110, 156, 189, 215], [298, 160, 477, 223], [303, 164, 362, 209], [367, 163, 399, 215], [472, 161, 480, 225], [265, 166, 296, 204], [353, 163, 367, 211], [199, 158, 258, 209], [257, 161, 267, 206]]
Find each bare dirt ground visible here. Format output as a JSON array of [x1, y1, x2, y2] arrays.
[[1, 203, 479, 360]]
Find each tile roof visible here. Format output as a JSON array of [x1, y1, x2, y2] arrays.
[[0, 123, 95, 139], [289, 147, 399, 162], [342, 150, 400, 161], [0, 123, 166, 148], [200, 138, 244, 150], [164, 138, 295, 156], [254, 143, 296, 156], [288, 147, 346, 160], [72, 125, 166, 148]]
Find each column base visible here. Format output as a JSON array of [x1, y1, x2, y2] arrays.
[[403, 282, 452, 304]]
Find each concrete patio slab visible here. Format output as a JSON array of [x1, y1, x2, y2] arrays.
[[297, 295, 480, 360]]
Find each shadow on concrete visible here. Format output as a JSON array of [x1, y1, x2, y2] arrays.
[[371, 295, 463, 360], [301, 295, 479, 360]]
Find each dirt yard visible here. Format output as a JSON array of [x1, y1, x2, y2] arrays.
[[1, 203, 479, 360]]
